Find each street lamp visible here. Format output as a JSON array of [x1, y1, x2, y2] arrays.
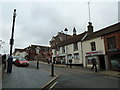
[[7, 9, 17, 73], [64, 28, 68, 66]]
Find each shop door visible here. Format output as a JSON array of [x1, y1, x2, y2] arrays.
[[99, 55, 105, 70]]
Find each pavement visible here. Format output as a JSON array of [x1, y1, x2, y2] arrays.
[[2, 64, 59, 89], [40, 61, 120, 78]]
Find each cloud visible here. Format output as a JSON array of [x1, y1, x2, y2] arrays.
[[1, 1, 118, 54]]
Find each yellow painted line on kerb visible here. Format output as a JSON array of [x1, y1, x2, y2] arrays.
[[48, 82, 58, 90]]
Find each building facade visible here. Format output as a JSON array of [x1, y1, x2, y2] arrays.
[[103, 23, 120, 71], [50, 22, 120, 71], [51, 27, 87, 66]]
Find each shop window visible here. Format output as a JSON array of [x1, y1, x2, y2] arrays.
[[73, 42, 78, 51], [67, 54, 72, 60], [90, 42, 96, 51], [74, 53, 79, 60], [107, 37, 116, 50], [110, 54, 120, 71]]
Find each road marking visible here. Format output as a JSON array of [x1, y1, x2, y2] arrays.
[[41, 75, 59, 89], [48, 82, 58, 90]]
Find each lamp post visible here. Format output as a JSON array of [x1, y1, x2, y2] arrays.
[[64, 28, 68, 66], [7, 9, 17, 73], [35, 47, 41, 69]]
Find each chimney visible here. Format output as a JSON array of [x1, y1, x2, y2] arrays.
[[87, 22, 93, 34], [73, 27, 77, 36]]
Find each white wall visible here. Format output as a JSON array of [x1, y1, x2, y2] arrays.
[[82, 37, 105, 67]]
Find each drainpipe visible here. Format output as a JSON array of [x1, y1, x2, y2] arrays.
[[81, 41, 83, 67]]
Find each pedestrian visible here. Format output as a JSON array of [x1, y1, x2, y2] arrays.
[[47, 58, 50, 64], [91, 58, 97, 72], [53, 58, 55, 64]]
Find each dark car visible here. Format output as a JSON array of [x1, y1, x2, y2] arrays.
[[14, 57, 29, 66]]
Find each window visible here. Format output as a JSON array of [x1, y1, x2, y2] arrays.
[[62, 46, 65, 54], [74, 53, 79, 60], [67, 54, 72, 60], [73, 42, 78, 51], [56, 47, 60, 51], [54, 49, 57, 55], [107, 37, 116, 50], [90, 42, 96, 51]]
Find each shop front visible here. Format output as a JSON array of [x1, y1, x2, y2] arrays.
[[85, 51, 106, 70], [106, 50, 120, 71]]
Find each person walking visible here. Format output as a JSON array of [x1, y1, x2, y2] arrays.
[[91, 58, 97, 72]]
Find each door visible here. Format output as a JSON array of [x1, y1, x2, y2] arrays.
[[99, 55, 105, 70]]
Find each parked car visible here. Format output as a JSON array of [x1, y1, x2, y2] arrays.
[[14, 57, 29, 66], [12, 56, 21, 63]]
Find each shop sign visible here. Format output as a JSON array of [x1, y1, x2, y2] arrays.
[[86, 51, 103, 56]]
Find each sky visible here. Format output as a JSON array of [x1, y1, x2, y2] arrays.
[[0, 0, 119, 54]]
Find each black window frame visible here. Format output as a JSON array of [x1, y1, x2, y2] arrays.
[[90, 42, 96, 51], [107, 36, 116, 50]]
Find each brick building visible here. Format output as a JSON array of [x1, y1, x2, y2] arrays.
[[103, 22, 120, 71]]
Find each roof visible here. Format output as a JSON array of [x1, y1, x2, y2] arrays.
[[50, 32, 72, 44], [53, 31, 87, 48], [13, 48, 25, 53], [29, 45, 50, 51], [84, 22, 120, 41]]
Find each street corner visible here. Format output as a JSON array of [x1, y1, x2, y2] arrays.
[[41, 74, 59, 89]]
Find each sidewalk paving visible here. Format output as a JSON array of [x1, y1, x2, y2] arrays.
[[57, 64, 120, 78], [2, 64, 58, 89], [40, 61, 120, 78]]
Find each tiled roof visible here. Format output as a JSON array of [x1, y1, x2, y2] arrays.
[[52, 22, 120, 49], [53, 31, 87, 48], [84, 22, 120, 41]]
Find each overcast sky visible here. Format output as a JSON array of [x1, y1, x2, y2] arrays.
[[0, 0, 119, 54]]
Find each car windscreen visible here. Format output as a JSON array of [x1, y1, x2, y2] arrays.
[[13, 56, 20, 59]]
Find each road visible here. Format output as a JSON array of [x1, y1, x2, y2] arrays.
[[29, 61, 119, 88], [2, 63, 54, 88]]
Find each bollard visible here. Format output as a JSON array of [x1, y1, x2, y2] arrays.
[[37, 60, 39, 69], [51, 63, 54, 76], [7, 56, 13, 73], [69, 59, 72, 68], [70, 63, 72, 68]]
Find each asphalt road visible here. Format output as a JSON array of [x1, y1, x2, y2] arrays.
[[29, 61, 119, 89], [2, 63, 54, 88]]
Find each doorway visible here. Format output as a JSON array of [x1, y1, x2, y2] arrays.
[[99, 55, 106, 70]]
